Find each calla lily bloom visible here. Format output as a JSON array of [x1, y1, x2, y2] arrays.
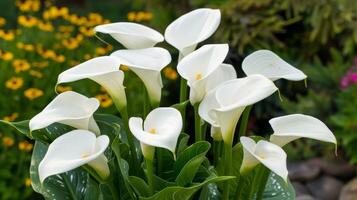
[[242, 50, 307, 81], [177, 44, 232, 104], [165, 8, 221, 57], [111, 47, 171, 105], [39, 130, 110, 183], [29, 91, 100, 135], [240, 136, 288, 182], [199, 75, 278, 143], [57, 56, 127, 110], [94, 22, 164, 49], [128, 107, 182, 160], [269, 114, 337, 147]]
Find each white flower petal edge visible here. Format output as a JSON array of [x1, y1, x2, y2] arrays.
[[242, 50, 307, 81], [240, 137, 288, 182], [177, 44, 229, 104], [129, 107, 182, 158], [269, 114, 337, 147], [165, 8, 221, 56], [94, 22, 164, 49], [57, 56, 127, 110], [39, 130, 110, 183], [110, 47, 171, 104], [199, 75, 278, 143], [29, 91, 100, 135]]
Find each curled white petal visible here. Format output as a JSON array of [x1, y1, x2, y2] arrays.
[[240, 137, 288, 182], [29, 91, 100, 135], [110, 47, 171, 104], [269, 114, 337, 147], [242, 50, 307, 81], [39, 130, 110, 183], [129, 107, 182, 155], [57, 56, 127, 109], [165, 8, 221, 56], [95, 22, 164, 49]]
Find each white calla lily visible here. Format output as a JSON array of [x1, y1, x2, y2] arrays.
[[57, 56, 127, 110], [269, 114, 337, 147], [110, 47, 171, 105], [165, 8, 221, 57], [29, 91, 100, 135], [129, 107, 182, 160], [199, 75, 278, 143], [240, 137, 288, 182], [242, 50, 307, 81], [94, 22, 164, 49], [39, 130, 110, 183], [177, 44, 231, 104]]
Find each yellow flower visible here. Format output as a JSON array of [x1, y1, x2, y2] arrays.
[[79, 26, 94, 37], [24, 178, 32, 187], [3, 113, 19, 122], [127, 12, 136, 21], [5, 77, 24, 90], [0, 17, 6, 27], [163, 67, 178, 80], [29, 70, 43, 78], [18, 15, 38, 27], [12, 59, 31, 73], [62, 38, 79, 50], [37, 21, 54, 32], [54, 54, 66, 63], [95, 47, 106, 56], [56, 85, 72, 93], [0, 29, 15, 41], [32, 61, 49, 68], [0, 51, 14, 61], [84, 54, 92, 60], [2, 136, 14, 147], [24, 88, 43, 100], [16, 0, 40, 12], [88, 13, 103, 26], [95, 94, 113, 108], [41, 49, 56, 59], [19, 141, 33, 152], [58, 25, 74, 33]]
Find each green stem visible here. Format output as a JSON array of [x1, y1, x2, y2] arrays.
[[213, 141, 221, 166], [201, 122, 207, 141], [238, 106, 252, 137], [107, 180, 120, 200], [194, 103, 202, 142], [256, 167, 271, 200], [222, 141, 233, 200], [146, 159, 155, 195], [179, 78, 187, 129], [234, 174, 244, 199]]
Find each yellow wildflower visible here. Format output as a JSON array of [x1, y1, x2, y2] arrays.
[[127, 12, 136, 21], [163, 67, 178, 80], [95, 47, 106, 56], [88, 13, 103, 25], [3, 113, 19, 122], [0, 30, 15, 41], [29, 70, 43, 78], [37, 21, 54, 32], [62, 38, 79, 50], [13, 59, 31, 73], [58, 25, 74, 33], [25, 178, 32, 187], [95, 94, 113, 108], [16, 0, 40, 12], [3, 137, 14, 147], [0, 17, 6, 27], [19, 141, 33, 152], [84, 54, 92, 60], [79, 26, 94, 37], [5, 77, 24, 90], [56, 85, 72, 93], [41, 49, 56, 59], [24, 88, 43, 100], [55, 55, 66, 63], [18, 15, 38, 27], [1, 51, 14, 61]]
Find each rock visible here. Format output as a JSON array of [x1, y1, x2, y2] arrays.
[[288, 161, 320, 181], [293, 182, 310, 196], [308, 158, 356, 179], [307, 176, 343, 200], [339, 177, 357, 200], [296, 195, 316, 200]]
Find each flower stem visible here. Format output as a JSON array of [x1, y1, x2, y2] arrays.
[[107, 180, 120, 200], [222, 140, 233, 200], [213, 141, 221, 166], [238, 106, 252, 137], [146, 158, 155, 195], [256, 167, 270, 200], [194, 103, 202, 142], [179, 78, 187, 129]]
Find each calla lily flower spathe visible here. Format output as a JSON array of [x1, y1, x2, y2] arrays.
[[240, 137, 288, 182], [39, 130, 110, 183], [269, 114, 337, 147], [94, 22, 164, 49], [57, 56, 127, 110], [111, 47, 171, 106], [129, 107, 182, 160], [177, 44, 234, 104], [165, 8, 221, 57], [199, 75, 278, 143], [242, 50, 307, 81], [29, 91, 100, 135]]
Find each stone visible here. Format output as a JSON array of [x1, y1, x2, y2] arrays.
[[307, 176, 343, 200], [293, 182, 310, 196], [339, 177, 357, 200], [296, 195, 316, 200], [308, 158, 356, 180], [288, 161, 320, 181]]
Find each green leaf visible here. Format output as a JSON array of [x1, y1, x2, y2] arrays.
[[260, 173, 295, 200], [30, 141, 100, 200], [128, 176, 150, 197], [140, 176, 235, 200], [171, 100, 189, 114]]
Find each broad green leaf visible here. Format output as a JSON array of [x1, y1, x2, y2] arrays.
[[171, 100, 189, 114], [176, 133, 190, 155], [128, 176, 150, 197], [259, 173, 295, 200], [140, 176, 235, 200]]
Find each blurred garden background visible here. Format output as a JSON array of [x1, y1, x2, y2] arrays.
[[0, 0, 356, 199]]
